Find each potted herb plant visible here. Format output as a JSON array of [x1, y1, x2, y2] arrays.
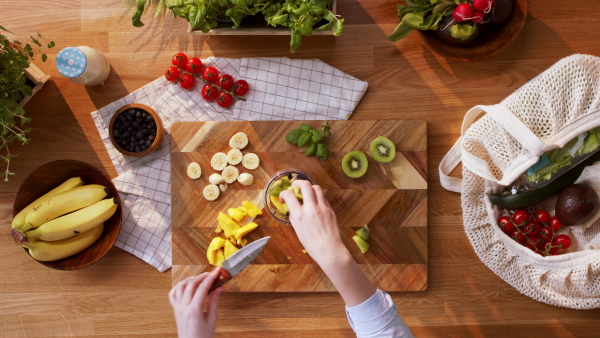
[[0, 26, 54, 181]]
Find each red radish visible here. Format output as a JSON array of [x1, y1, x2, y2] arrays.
[[452, 4, 475, 23], [472, 11, 486, 23], [473, 0, 495, 13]]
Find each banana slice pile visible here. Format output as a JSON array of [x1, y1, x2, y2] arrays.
[[10, 177, 118, 262], [186, 132, 261, 201]]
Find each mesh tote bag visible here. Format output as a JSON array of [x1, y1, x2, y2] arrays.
[[439, 54, 600, 309]]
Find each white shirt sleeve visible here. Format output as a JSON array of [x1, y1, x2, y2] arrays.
[[345, 289, 413, 338]]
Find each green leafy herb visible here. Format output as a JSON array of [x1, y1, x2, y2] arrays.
[[388, 0, 456, 42], [0, 27, 53, 181], [285, 121, 332, 160]]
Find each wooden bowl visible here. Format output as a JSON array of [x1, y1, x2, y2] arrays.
[[418, 0, 527, 62], [12, 160, 122, 270], [108, 103, 164, 157]]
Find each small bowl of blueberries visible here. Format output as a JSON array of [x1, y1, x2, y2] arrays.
[[109, 103, 164, 157]]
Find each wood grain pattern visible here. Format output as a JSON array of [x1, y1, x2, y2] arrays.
[[171, 120, 427, 291], [2, 0, 600, 336]]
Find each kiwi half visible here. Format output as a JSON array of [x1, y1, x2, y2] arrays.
[[370, 136, 396, 163], [342, 151, 368, 178]]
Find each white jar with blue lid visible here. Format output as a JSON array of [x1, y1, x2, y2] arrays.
[[56, 46, 110, 86]]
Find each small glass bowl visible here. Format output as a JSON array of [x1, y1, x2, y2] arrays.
[[263, 169, 316, 223]]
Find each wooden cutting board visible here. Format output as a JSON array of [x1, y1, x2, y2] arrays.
[[170, 120, 427, 292]]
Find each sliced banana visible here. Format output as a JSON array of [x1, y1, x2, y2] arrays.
[[237, 173, 254, 186], [221, 165, 240, 184], [219, 183, 228, 193], [187, 162, 202, 179], [242, 153, 260, 170], [211, 152, 228, 171], [209, 173, 223, 185], [203, 184, 220, 201], [227, 148, 243, 165], [229, 132, 248, 150]]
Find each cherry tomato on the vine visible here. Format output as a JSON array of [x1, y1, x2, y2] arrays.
[[523, 220, 542, 236], [165, 66, 180, 82], [218, 74, 234, 91], [186, 57, 203, 75], [539, 227, 554, 242], [217, 91, 233, 108], [512, 209, 530, 226], [201, 84, 218, 101], [172, 53, 187, 69], [179, 73, 195, 90], [544, 242, 560, 255], [526, 236, 544, 252], [511, 231, 527, 244], [553, 234, 571, 250], [233, 79, 249, 96], [497, 216, 515, 234], [202, 67, 219, 83], [549, 216, 563, 231], [535, 210, 551, 224]]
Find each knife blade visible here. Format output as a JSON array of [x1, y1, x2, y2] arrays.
[[209, 236, 270, 292]]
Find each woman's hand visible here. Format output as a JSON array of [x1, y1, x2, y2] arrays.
[[279, 180, 349, 269], [168, 268, 223, 338]]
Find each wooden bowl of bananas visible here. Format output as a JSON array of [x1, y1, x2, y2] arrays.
[[11, 160, 122, 270]]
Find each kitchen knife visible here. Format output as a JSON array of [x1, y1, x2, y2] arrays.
[[209, 236, 270, 292]]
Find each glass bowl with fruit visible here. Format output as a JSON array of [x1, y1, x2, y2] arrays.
[[109, 103, 164, 157], [263, 169, 316, 223]]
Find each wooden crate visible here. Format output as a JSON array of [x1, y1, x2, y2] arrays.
[[188, 1, 337, 36], [19, 62, 51, 107]]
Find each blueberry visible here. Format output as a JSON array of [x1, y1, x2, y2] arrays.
[[113, 129, 120, 138], [122, 121, 130, 128], [145, 140, 152, 147], [135, 146, 142, 152], [123, 131, 131, 138], [148, 134, 155, 142]]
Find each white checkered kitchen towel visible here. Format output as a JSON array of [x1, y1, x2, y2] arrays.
[[91, 57, 368, 272]]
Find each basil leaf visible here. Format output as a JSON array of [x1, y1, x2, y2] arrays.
[[311, 129, 323, 144], [286, 129, 302, 145], [305, 143, 317, 157], [317, 143, 329, 160], [298, 134, 310, 148], [299, 123, 313, 132]]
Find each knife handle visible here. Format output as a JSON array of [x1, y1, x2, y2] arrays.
[[208, 268, 231, 293]]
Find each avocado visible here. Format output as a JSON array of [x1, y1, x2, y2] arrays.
[[555, 184, 599, 226], [433, 16, 479, 46]]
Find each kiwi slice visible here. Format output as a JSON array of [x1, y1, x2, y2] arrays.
[[352, 235, 369, 254], [370, 136, 396, 163], [342, 151, 368, 178]]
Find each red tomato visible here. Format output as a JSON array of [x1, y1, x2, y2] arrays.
[[202, 67, 219, 83], [179, 73, 195, 90], [544, 242, 559, 256], [497, 216, 515, 234], [186, 57, 203, 75], [553, 234, 571, 250], [201, 84, 218, 101], [512, 209, 530, 226], [523, 220, 542, 236], [218, 74, 234, 91], [511, 231, 526, 245], [233, 79, 249, 96], [165, 66, 180, 82], [549, 216, 563, 231], [172, 53, 187, 69], [535, 210, 551, 224], [526, 236, 544, 253], [539, 227, 554, 242], [217, 91, 233, 108]]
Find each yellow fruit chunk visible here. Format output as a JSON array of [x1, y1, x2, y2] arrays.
[[217, 212, 240, 239], [242, 201, 263, 217], [224, 239, 239, 259], [227, 207, 246, 222], [233, 222, 259, 245], [269, 195, 289, 214], [241, 238, 248, 247], [215, 249, 225, 267], [207, 237, 226, 265]]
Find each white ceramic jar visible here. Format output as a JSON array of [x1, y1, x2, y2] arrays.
[[56, 46, 110, 86]]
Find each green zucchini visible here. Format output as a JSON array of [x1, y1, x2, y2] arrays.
[[489, 150, 600, 209]]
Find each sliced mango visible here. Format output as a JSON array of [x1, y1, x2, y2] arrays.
[[233, 222, 259, 245], [270, 195, 289, 214], [242, 200, 263, 217], [215, 249, 225, 266], [207, 237, 226, 265], [228, 207, 246, 222], [218, 212, 240, 239], [224, 239, 239, 259]]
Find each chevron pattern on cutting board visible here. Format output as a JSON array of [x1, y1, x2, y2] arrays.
[[171, 120, 427, 291]]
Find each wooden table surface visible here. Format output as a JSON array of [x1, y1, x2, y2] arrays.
[[1, 0, 599, 336]]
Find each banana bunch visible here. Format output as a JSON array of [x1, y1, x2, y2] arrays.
[[11, 177, 118, 262]]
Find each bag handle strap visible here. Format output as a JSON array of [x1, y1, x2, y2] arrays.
[[439, 104, 548, 193]]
